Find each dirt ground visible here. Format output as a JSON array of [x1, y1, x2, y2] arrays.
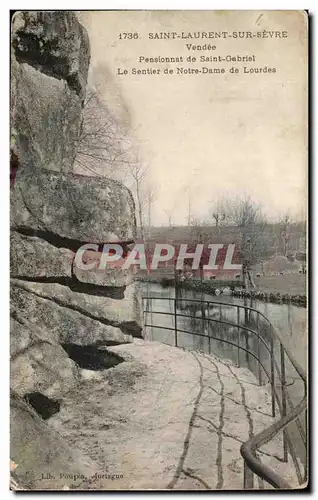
[[255, 274, 306, 295], [48, 340, 299, 490]]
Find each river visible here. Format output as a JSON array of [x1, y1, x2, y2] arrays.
[[139, 281, 307, 472], [139, 282, 307, 373]]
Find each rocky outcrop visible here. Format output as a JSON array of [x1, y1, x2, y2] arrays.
[[72, 247, 135, 287], [11, 319, 79, 399], [10, 164, 142, 398], [12, 11, 90, 99], [11, 167, 136, 242], [10, 169, 142, 401], [11, 284, 134, 346], [10, 11, 143, 490], [11, 11, 90, 173], [12, 279, 142, 333], [12, 63, 83, 173], [10, 231, 74, 278], [73, 263, 135, 287], [10, 391, 102, 490]]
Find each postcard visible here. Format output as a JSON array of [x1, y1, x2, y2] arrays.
[[10, 10, 308, 490]]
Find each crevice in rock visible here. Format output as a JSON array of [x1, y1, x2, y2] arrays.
[[10, 150, 20, 189], [12, 227, 86, 252], [61, 344, 124, 371], [13, 227, 134, 255], [10, 275, 126, 299], [120, 321, 143, 338], [24, 392, 60, 420], [12, 280, 143, 338]]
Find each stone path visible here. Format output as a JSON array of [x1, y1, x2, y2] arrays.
[[49, 340, 299, 490]]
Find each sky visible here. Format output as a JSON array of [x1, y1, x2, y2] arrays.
[[78, 10, 307, 226]]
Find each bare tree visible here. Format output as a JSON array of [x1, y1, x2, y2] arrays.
[[75, 87, 154, 242], [184, 186, 192, 227], [221, 195, 268, 289], [296, 251, 306, 274], [127, 160, 149, 242], [164, 208, 174, 227], [279, 213, 292, 256], [143, 183, 157, 239], [211, 198, 226, 233], [74, 89, 132, 177], [189, 217, 210, 245]]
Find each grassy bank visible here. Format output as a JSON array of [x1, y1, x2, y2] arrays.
[[137, 276, 306, 307]]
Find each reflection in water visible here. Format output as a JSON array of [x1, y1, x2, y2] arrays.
[[140, 282, 307, 470], [143, 285, 276, 386], [140, 282, 307, 372]]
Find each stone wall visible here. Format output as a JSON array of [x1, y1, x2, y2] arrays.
[[10, 11, 142, 489]]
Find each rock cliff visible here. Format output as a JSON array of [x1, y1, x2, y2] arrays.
[[10, 11, 142, 489]]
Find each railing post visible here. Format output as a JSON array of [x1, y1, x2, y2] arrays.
[[174, 297, 178, 347], [201, 300, 206, 319], [270, 335, 276, 418], [304, 407, 308, 483], [280, 342, 288, 462], [304, 374, 307, 482], [237, 306, 240, 367], [207, 301, 211, 355], [257, 314, 262, 386], [244, 461, 254, 489], [245, 326, 249, 368]]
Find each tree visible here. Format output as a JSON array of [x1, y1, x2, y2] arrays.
[[221, 195, 268, 289], [188, 217, 210, 245], [75, 88, 153, 241], [128, 159, 149, 242], [163, 208, 174, 227], [143, 183, 157, 239], [186, 187, 192, 227], [211, 198, 227, 234], [279, 213, 292, 256], [74, 89, 132, 177], [296, 251, 306, 274]]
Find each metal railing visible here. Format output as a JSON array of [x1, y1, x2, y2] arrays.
[[142, 295, 307, 490]]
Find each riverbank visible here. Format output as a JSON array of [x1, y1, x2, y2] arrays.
[[137, 277, 306, 307]]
